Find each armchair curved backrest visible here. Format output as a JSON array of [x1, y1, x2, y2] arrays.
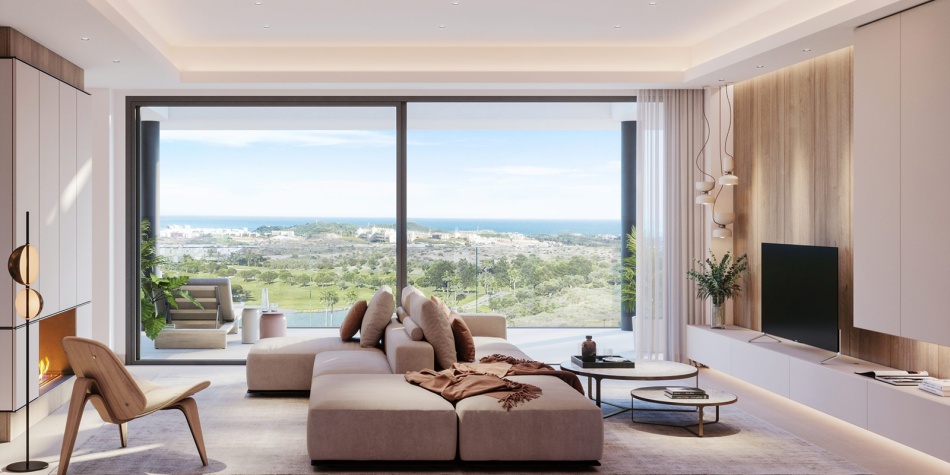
[[62, 336, 146, 422]]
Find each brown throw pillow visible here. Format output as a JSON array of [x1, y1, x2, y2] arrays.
[[410, 295, 457, 369], [360, 285, 394, 348], [450, 312, 476, 362], [339, 300, 367, 341]]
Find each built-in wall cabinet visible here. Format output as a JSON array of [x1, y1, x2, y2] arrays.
[[0, 58, 92, 413], [854, 0, 950, 347]]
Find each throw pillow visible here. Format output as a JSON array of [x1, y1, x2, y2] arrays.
[[410, 294, 457, 369], [449, 312, 476, 362], [339, 300, 368, 341], [403, 316, 425, 341], [399, 285, 425, 322], [431, 296, 452, 320], [360, 285, 394, 348]]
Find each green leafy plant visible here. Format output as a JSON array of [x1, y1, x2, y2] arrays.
[[140, 220, 201, 340], [686, 250, 749, 306], [621, 226, 637, 312]]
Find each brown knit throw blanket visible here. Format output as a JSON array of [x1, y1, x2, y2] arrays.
[[478, 354, 586, 394], [405, 355, 586, 410], [405, 365, 542, 410]]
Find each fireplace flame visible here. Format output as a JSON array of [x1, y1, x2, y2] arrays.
[[38, 356, 50, 381]]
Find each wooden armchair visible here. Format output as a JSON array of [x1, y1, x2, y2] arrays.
[[58, 337, 211, 474]]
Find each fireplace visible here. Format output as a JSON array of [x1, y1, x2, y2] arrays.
[[37, 309, 75, 395]]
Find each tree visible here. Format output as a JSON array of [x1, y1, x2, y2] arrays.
[[259, 270, 279, 284], [221, 266, 238, 277], [321, 288, 341, 325], [238, 269, 260, 281], [295, 274, 312, 287], [621, 226, 637, 313], [231, 284, 250, 302], [344, 288, 359, 304], [278, 270, 294, 285]]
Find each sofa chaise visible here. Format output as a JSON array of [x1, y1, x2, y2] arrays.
[[245, 285, 604, 463]]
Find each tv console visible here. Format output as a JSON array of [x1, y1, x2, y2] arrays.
[[687, 325, 950, 463]]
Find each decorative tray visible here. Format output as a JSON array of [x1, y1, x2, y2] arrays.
[[571, 355, 636, 368]]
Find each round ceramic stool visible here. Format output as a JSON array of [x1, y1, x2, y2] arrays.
[[241, 307, 262, 344], [259, 312, 287, 339]]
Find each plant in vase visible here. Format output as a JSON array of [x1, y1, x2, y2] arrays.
[[140, 219, 201, 340], [686, 250, 748, 329]]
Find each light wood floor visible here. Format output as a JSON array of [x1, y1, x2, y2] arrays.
[[2, 330, 949, 474]]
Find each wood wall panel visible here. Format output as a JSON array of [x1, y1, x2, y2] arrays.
[[734, 46, 950, 379], [733, 81, 754, 329], [783, 60, 815, 246]]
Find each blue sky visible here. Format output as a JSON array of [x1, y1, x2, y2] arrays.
[[160, 128, 620, 220]]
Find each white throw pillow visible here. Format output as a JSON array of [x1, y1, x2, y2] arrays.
[[409, 294, 457, 370], [360, 285, 394, 348], [400, 285, 425, 322]]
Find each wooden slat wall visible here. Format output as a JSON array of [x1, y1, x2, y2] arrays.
[[0, 27, 83, 90], [733, 47, 950, 378]]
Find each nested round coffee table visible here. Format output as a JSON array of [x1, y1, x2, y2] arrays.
[[559, 359, 698, 418], [630, 386, 737, 437]]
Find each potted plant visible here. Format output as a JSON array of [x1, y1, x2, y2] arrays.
[[686, 250, 748, 329], [621, 225, 636, 315], [140, 220, 201, 340]]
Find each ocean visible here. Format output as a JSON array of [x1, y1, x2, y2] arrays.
[[159, 215, 621, 236]]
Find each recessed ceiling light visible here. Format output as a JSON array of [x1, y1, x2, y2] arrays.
[[263, 25, 270, 29], [439, 25, 446, 29], [80, 37, 90, 41], [718, 78, 725, 82], [112, 60, 120, 63], [802, 48, 812, 52], [452, 1, 459, 4], [756, 65, 765, 68], [614, 25, 622, 29], [649, 1, 658, 5], [254, 1, 262, 4]]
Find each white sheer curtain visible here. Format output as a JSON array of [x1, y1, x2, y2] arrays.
[[635, 89, 706, 362]]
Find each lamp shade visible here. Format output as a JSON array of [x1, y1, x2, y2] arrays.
[[713, 212, 736, 225], [8, 243, 39, 286], [695, 194, 715, 205], [712, 226, 733, 239], [15, 288, 43, 320], [694, 181, 715, 192], [719, 174, 739, 186]]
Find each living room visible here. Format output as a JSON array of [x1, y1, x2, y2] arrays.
[[1, 1, 950, 474]]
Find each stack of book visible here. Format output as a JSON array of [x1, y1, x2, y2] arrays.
[[664, 387, 708, 399], [918, 379, 950, 397]]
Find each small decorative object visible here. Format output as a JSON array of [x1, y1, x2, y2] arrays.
[[260, 288, 270, 312], [6, 212, 48, 472], [686, 250, 749, 329], [581, 335, 597, 362]]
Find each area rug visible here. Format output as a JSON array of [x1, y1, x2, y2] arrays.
[[59, 370, 870, 475]]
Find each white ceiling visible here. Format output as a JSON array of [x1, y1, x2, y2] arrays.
[[0, 0, 930, 91]]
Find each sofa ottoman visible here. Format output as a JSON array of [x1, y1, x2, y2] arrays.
[[312, 350, 392, 378], [308, 374, 458, 461], [246, 337, 378, 391], [455, 375, 604, 461]]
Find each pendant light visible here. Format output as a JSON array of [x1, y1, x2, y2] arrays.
[[718, 84, 738, 186]]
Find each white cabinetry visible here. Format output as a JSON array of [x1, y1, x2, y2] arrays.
[[0, 58, 92, 413], [854, 0, 950, 346], [688, 325, 950, 462]]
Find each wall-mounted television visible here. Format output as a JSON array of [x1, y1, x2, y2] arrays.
[[761, 243, 839, 353]]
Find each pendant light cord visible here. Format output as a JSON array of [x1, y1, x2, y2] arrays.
[[694, 88, 713, 182]]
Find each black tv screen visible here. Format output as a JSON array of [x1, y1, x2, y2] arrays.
[[761, 243, 839, 353]]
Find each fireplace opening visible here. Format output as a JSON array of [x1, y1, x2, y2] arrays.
[[38, 309, 76, 395]]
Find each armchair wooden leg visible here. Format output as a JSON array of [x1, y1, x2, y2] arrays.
[[171, 397, 208, 466], [119, 422, 128, 448], [58, 378, 94, 475]]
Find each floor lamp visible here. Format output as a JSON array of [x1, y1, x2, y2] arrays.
[[6, 212, 49, 472]]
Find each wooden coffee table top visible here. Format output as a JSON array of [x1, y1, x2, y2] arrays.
[[631, 386, 737, 407], [559, 359, 698, 381]]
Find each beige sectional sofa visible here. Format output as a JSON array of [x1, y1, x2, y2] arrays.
[[245, 288, 604, 464]]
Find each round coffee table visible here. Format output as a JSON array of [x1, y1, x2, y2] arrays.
[[559, 359, 698, 418], [630, 386, 737, 437]]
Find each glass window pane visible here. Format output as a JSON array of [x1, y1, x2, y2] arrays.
[[150, 106, 395, 346], [407, 102, 625, 327]]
